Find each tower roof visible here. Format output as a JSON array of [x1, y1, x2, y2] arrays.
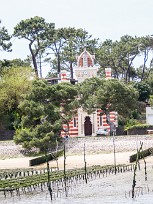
[[77, 48, 95, 67]]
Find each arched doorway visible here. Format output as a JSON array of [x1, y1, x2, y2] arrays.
[[84, 116, 92, 136]]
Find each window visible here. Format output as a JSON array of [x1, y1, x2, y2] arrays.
[[74, 118, 76, 127], [100, 116, 102, 126]]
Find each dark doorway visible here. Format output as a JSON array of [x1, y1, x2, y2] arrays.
[[84, 116, 92, 136]]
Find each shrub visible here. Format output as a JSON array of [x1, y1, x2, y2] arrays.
[[125, 123, 149, 131], [29, 149, 63, 166], [129, 148, 151, 163]]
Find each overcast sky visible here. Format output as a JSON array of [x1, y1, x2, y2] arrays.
[[1, 0, 153, 76]]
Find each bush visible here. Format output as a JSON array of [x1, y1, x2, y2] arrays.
[[29, 149, 63, 166], [125, 124, 153, 135], [125, 123, 149, 131], [129, 148, 151, 163]]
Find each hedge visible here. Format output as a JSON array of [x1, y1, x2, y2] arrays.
[[129, 148, 152, 163], [29, 149, 63, 166]]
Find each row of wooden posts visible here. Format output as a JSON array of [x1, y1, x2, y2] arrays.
[[125, 185, 150, 199], [0, 163, 136, 200], [0, 167, 58, 180], [0, 140, 149, 201]]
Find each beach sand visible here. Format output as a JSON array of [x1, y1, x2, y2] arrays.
[[0, 135, 153, 170]]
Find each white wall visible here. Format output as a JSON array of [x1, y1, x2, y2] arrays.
[[77, 108, 97, 137], [146, 107, 153, 125]]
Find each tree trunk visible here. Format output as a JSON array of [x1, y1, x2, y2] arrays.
[[57, 53, 61, 74], [29, 44, 39, 78], [70, 61, 73, 79]]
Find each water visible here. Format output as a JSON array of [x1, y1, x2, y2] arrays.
[[2, 164, 153, 204], [2, 187, 153, 204]]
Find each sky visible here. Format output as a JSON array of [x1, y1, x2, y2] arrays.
[[1, 0, 153, 76]]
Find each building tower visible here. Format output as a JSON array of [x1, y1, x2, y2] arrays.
[[61, 49, 117, 137]]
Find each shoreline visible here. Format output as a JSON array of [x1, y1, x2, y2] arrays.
[[0, 135, 153, 170]]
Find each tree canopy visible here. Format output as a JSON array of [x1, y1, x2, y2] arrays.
[[96, 35, 153, 83], [0, 66, 33, 129], [45, 27, 98, 79], [78, 77, 139, 134], [14, 80, 78, 151], [0, 15, 152, 135], [134, 81, 151, 102], [0, 20, 12, 52], [78, 77, 139, 117], [13, 16, 55, 78], [11, 16, 153, 84]]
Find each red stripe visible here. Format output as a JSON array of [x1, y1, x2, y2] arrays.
[[103, 124, 110, 126], [69, 133, 78, 136], [69, 122, 73, 124], [69, 128, 78, 131], [97, 110, 103, 113]]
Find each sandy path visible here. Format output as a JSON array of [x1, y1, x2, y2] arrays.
[[0, 151, 136, 170], [0, 136, 153, 170], [0, 157, 35, 170], [38, 151, 142, 169]]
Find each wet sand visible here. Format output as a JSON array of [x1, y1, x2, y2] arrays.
[[1, 157, 153, 204], [0, 136, 153, 204]]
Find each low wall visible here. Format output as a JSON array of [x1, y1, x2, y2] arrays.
[[116, 127, 126, 135], [0, 130, 15, 141], [127, 126, 153, 135]]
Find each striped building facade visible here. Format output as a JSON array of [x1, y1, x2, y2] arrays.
[[61, 49, 117, 137]]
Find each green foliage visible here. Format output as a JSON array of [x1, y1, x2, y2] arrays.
[[13, 16, 55, 78], [0, 20, 12, 52], [129, 148, 151, 163], [45, 27, 98, 75], [118, 115, 127, 127], [14, 80, 78, 151], [0, 66, 33, 129], [0, 59, 31, 69], [96, 35, 140, 82], [98, 79, 138, 116], [125, 123, 149, 131], [78, 77, 138, 117], [149, 95, 153, 106], [124, 109, 142, 130], [13, 16, 54, 41], [78, 77, 102, 113], [125, 118, 140, 129], [29, 149, 63, 166], [131, 109, 140, 119], [0, 66, 33, 110], [145, 68, 153, 95], [96, 35, 153, 83], [134, 81, 151, 102]]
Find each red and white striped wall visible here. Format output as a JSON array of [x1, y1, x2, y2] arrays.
[[97, 110, 117, 132], [105, 68, 112, 79], [61, 116, 79, 137], [61, 110, 117, 137]]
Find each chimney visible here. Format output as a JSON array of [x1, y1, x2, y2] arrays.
[[105, 68, 112, 79], [60, 70, 68, 81]]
